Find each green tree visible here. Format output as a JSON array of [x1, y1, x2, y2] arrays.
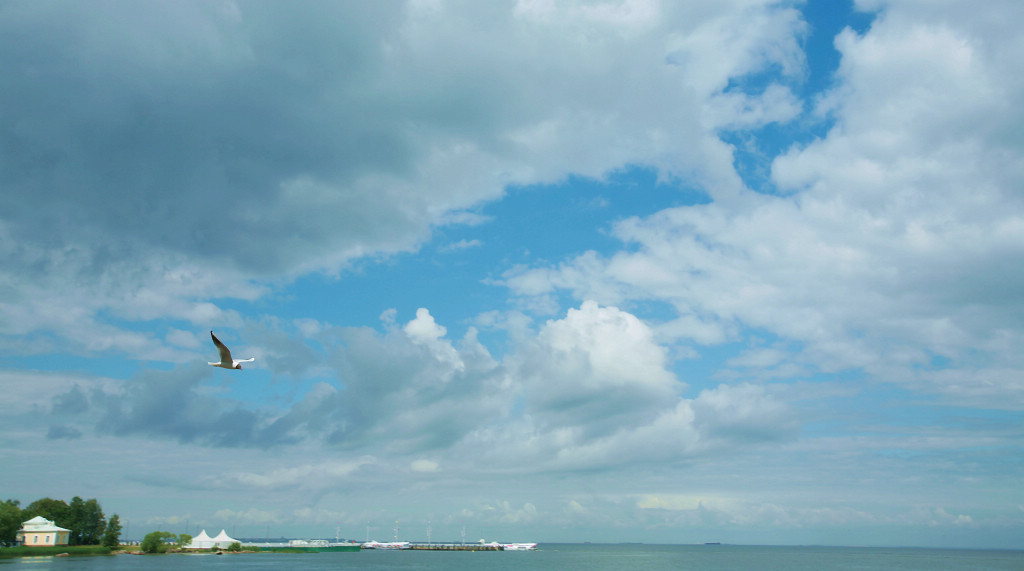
[[141, 531, 175, 554], [177, 533, 192, 550], [25, 498, 70, 527], [67, 497, 105, 545], [0, 499, 23, 546], [226, 541, 242, 552], [102, 514, 122, 548]]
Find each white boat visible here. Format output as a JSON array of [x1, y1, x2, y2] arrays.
[[502, 542, 538, 550], [361, 540, 411, 550]]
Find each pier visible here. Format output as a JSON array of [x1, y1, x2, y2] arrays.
[[408, 543, 502, 551]]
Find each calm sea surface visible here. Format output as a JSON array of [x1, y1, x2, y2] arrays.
[[3, 544, 1022, 571]]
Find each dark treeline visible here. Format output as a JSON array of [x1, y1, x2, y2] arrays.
[[0, 497, 121, 547]]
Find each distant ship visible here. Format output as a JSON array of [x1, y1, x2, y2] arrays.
[[502, 542, 538, 550], [363, 520, 412, 549], [361, 540, 411, 550]]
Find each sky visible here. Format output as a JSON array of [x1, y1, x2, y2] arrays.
[[2, 0, 1023, 550]]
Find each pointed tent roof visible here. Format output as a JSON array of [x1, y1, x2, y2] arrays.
[[186, 528, 239, 549], [186, 529, 215, 549], [211, 529, 238, 547]]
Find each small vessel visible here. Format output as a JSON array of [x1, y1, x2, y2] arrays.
[[502, 542, 538, 550], [361, 540, 411, 550], [362, 520, 412, 549]]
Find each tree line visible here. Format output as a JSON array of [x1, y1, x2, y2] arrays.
[[0, 497, 121, 547]]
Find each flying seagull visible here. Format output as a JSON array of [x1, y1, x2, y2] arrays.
[[209, 331, 255, 370]]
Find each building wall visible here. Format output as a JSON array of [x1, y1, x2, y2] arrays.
[[21, 531, 70, 546]]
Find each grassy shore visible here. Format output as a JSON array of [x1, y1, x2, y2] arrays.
[[0, 545, 348, 556], [0, 545, 113, 557]]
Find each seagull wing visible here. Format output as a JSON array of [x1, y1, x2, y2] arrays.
[[210, 331, 233, 365]]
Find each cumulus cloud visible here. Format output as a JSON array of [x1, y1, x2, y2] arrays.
[[518, 301, 681, 429], [94, 363, 284, 447], [403, 308, 465, 375], [7, 0, 1024, 546], [691, 383, 797, 444], [0, 0, 808, 353], [444, 302, 796, 473], [501, 0, 1024, 408], [30, 303, 794, 478], [324, 316, 506, 453]]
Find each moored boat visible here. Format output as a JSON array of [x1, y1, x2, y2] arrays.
[[361, 540, 411, 550], [502, 542, 538, 550]]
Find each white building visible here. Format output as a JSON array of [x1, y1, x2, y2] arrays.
[[17, 516, 71, 546]]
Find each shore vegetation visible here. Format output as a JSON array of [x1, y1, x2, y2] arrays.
[[0, 545, 112, 557]]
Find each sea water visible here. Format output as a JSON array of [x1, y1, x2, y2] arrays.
[[3, 544, 1022, 571]]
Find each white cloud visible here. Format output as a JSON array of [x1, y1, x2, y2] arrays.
[[502, 0, 1024, 407], [439, 238, 482, 253], [691, 383, 796, 444], [514, 301, 682, 435], [325, 313, 507, 453], [4, 0, 1024, 548], [411, 459, 440, 473], [533, 301, 677, 392], [213, 458, 376, 490], [494, 501, 538, 525], [165, 329, 202, 350], [449, 302, 795, 472], [0, 0, 810, 349], [705, 83, 803, 130], [0, 370, 91, 414], [212, 507, 279, 526], [404, 308, 449, 344]]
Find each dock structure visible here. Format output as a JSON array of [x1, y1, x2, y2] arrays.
[[409, 543, 502, 551]]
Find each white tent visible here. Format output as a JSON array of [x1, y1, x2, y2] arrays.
[[186, 529, 238, 549], [186, 529, 239, 549], [185, 529, 215, 549], [210, 529, 239, 548]]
